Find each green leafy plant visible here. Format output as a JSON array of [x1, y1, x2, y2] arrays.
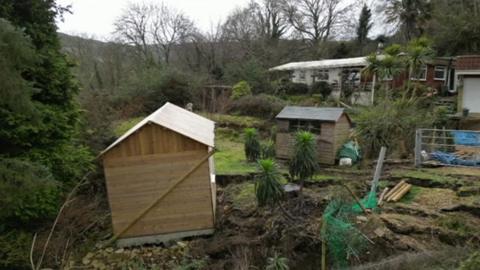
[[0, 230, 32, 269], [175, 257, 207, 270], [355, 97, 435, 157], [266, 252, 289, 270], [229, 94, 285, 118], [289, 131, 318, 186], [261, 140, 276, 159], [244, 128, 261, 162], [255, 159, 284, 207], [0, 158, 60, 225], [459, 252, 480, 270], [231, 80, 252, 100], [310, 81, 332, 99]]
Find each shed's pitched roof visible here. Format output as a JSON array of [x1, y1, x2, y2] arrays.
[[276, 106, 348, 122], [269, 56, 369, 71], [100, 102, 215, 156]]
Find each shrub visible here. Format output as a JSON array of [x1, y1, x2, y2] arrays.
[[224, 58, 271, 94], [229, 94, 286, 119], [310, 81, 332, 99], [119, 67, 193, 115], [261, 140, 276, 159], [231, 80, 252, 100], [289, 131, 318, 185], [277, 82, 309, 95], [0, 158, 59, 225], [255, 159, 284, 207], [355, 97, 436, 158], [0, 230, 32, 269], [266, 252, 289, 270], [27, 142, 94, 188], [459, 252, 480, 270], [244, 128, 261, 162]]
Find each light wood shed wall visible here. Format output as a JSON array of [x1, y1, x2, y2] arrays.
[[333, 115, 351, 154], [275, 115, 351, 165], [102, 123, 214, 238]]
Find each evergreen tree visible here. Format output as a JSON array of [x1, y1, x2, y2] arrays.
[[0, 1, 92, 182], [356, 5, 372, 46]]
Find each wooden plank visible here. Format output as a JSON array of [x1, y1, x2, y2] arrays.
[[109, 150, 215, 242], [117, 229, 214, 247], [103, 125, 207, 161]]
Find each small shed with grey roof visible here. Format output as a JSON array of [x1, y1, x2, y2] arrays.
[[100, 102, 216, 246], [275, 106, 352, 165]]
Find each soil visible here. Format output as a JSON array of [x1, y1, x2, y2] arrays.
[[71, 164, 480, 269]]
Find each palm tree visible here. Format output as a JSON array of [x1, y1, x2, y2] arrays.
[[288, 131, 318, 189], [255, 159, 284, 207], [244, 128, 261, 162], [405, 37, 434, 98], [363, 45, 403, 101], [383, 0, 432, 41]]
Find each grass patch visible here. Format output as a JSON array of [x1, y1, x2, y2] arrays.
[[201, 113, 265, 128], [309, 174, 342, 182], [391, 168, 458, 184], [113, 117, 144, 137], [215, 128, 257, 175], [436, 214, 476, 236], [399, 185, 422, 204], [225, 182, 256, 210]]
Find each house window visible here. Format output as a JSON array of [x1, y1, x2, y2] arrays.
[[434, 66, 446, 80], [288, 120, 321, 134], [298, 70, 306, 81], [411, 65, 427, 81], [314, 69, 329, 81]]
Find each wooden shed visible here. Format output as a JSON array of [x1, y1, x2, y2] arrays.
[[275, 106, 352, 165], [100, 102, 216, 246]]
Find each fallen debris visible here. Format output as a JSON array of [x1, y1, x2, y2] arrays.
[[384, 181, 412, 202], [378, 187, 389, 206]]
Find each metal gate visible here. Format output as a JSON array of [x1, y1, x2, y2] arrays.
[[414, 128, 480, 168]]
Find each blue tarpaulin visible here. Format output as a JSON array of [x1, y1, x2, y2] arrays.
[[451, 131, 480, 146], [430, 151, 480, 167]]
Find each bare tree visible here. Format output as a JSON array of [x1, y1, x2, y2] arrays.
[[285, 0, 353, 45], [151, 3, 195, 64], [113, 3, 153, 62], [255, 0, 289, 42], [113, 2, 195, 65]]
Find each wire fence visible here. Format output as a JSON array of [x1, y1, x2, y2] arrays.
[[414, 128, 480, 168]]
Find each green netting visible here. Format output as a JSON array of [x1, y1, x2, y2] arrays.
[[321, 190, 377, 269], [352, 189, 378, 213]]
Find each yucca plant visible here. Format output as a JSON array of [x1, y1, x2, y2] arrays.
[[255, 159, 284, 207], [261, 140, 276, 159], [244, 128, 261, 162], [266, 252, 289, 270], [289, 131, 318, 187]]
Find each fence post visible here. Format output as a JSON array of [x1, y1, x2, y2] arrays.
[[414, 129, 422, 168]]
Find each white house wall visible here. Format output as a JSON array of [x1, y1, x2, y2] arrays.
[[291, 68, 342, 86]]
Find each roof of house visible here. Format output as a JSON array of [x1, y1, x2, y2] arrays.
[[100, 102, 215, 156], [269, 56, 369, 71], [276, 106, 349, 122]]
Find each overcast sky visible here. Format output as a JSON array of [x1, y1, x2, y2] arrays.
[[56, 0, 251, 40], [56, 0, 385, 40]]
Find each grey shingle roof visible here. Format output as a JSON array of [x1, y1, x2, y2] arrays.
[[276, 106, 346, 122]]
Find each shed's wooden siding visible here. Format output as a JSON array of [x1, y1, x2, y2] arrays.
[[333, 114, 351, 156], [275, 120, 339, 165], [317, 122, 336, 164], [102, 124, 214, 238]]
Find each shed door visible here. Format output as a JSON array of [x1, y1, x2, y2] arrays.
[[464, 77, 480, 113]]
